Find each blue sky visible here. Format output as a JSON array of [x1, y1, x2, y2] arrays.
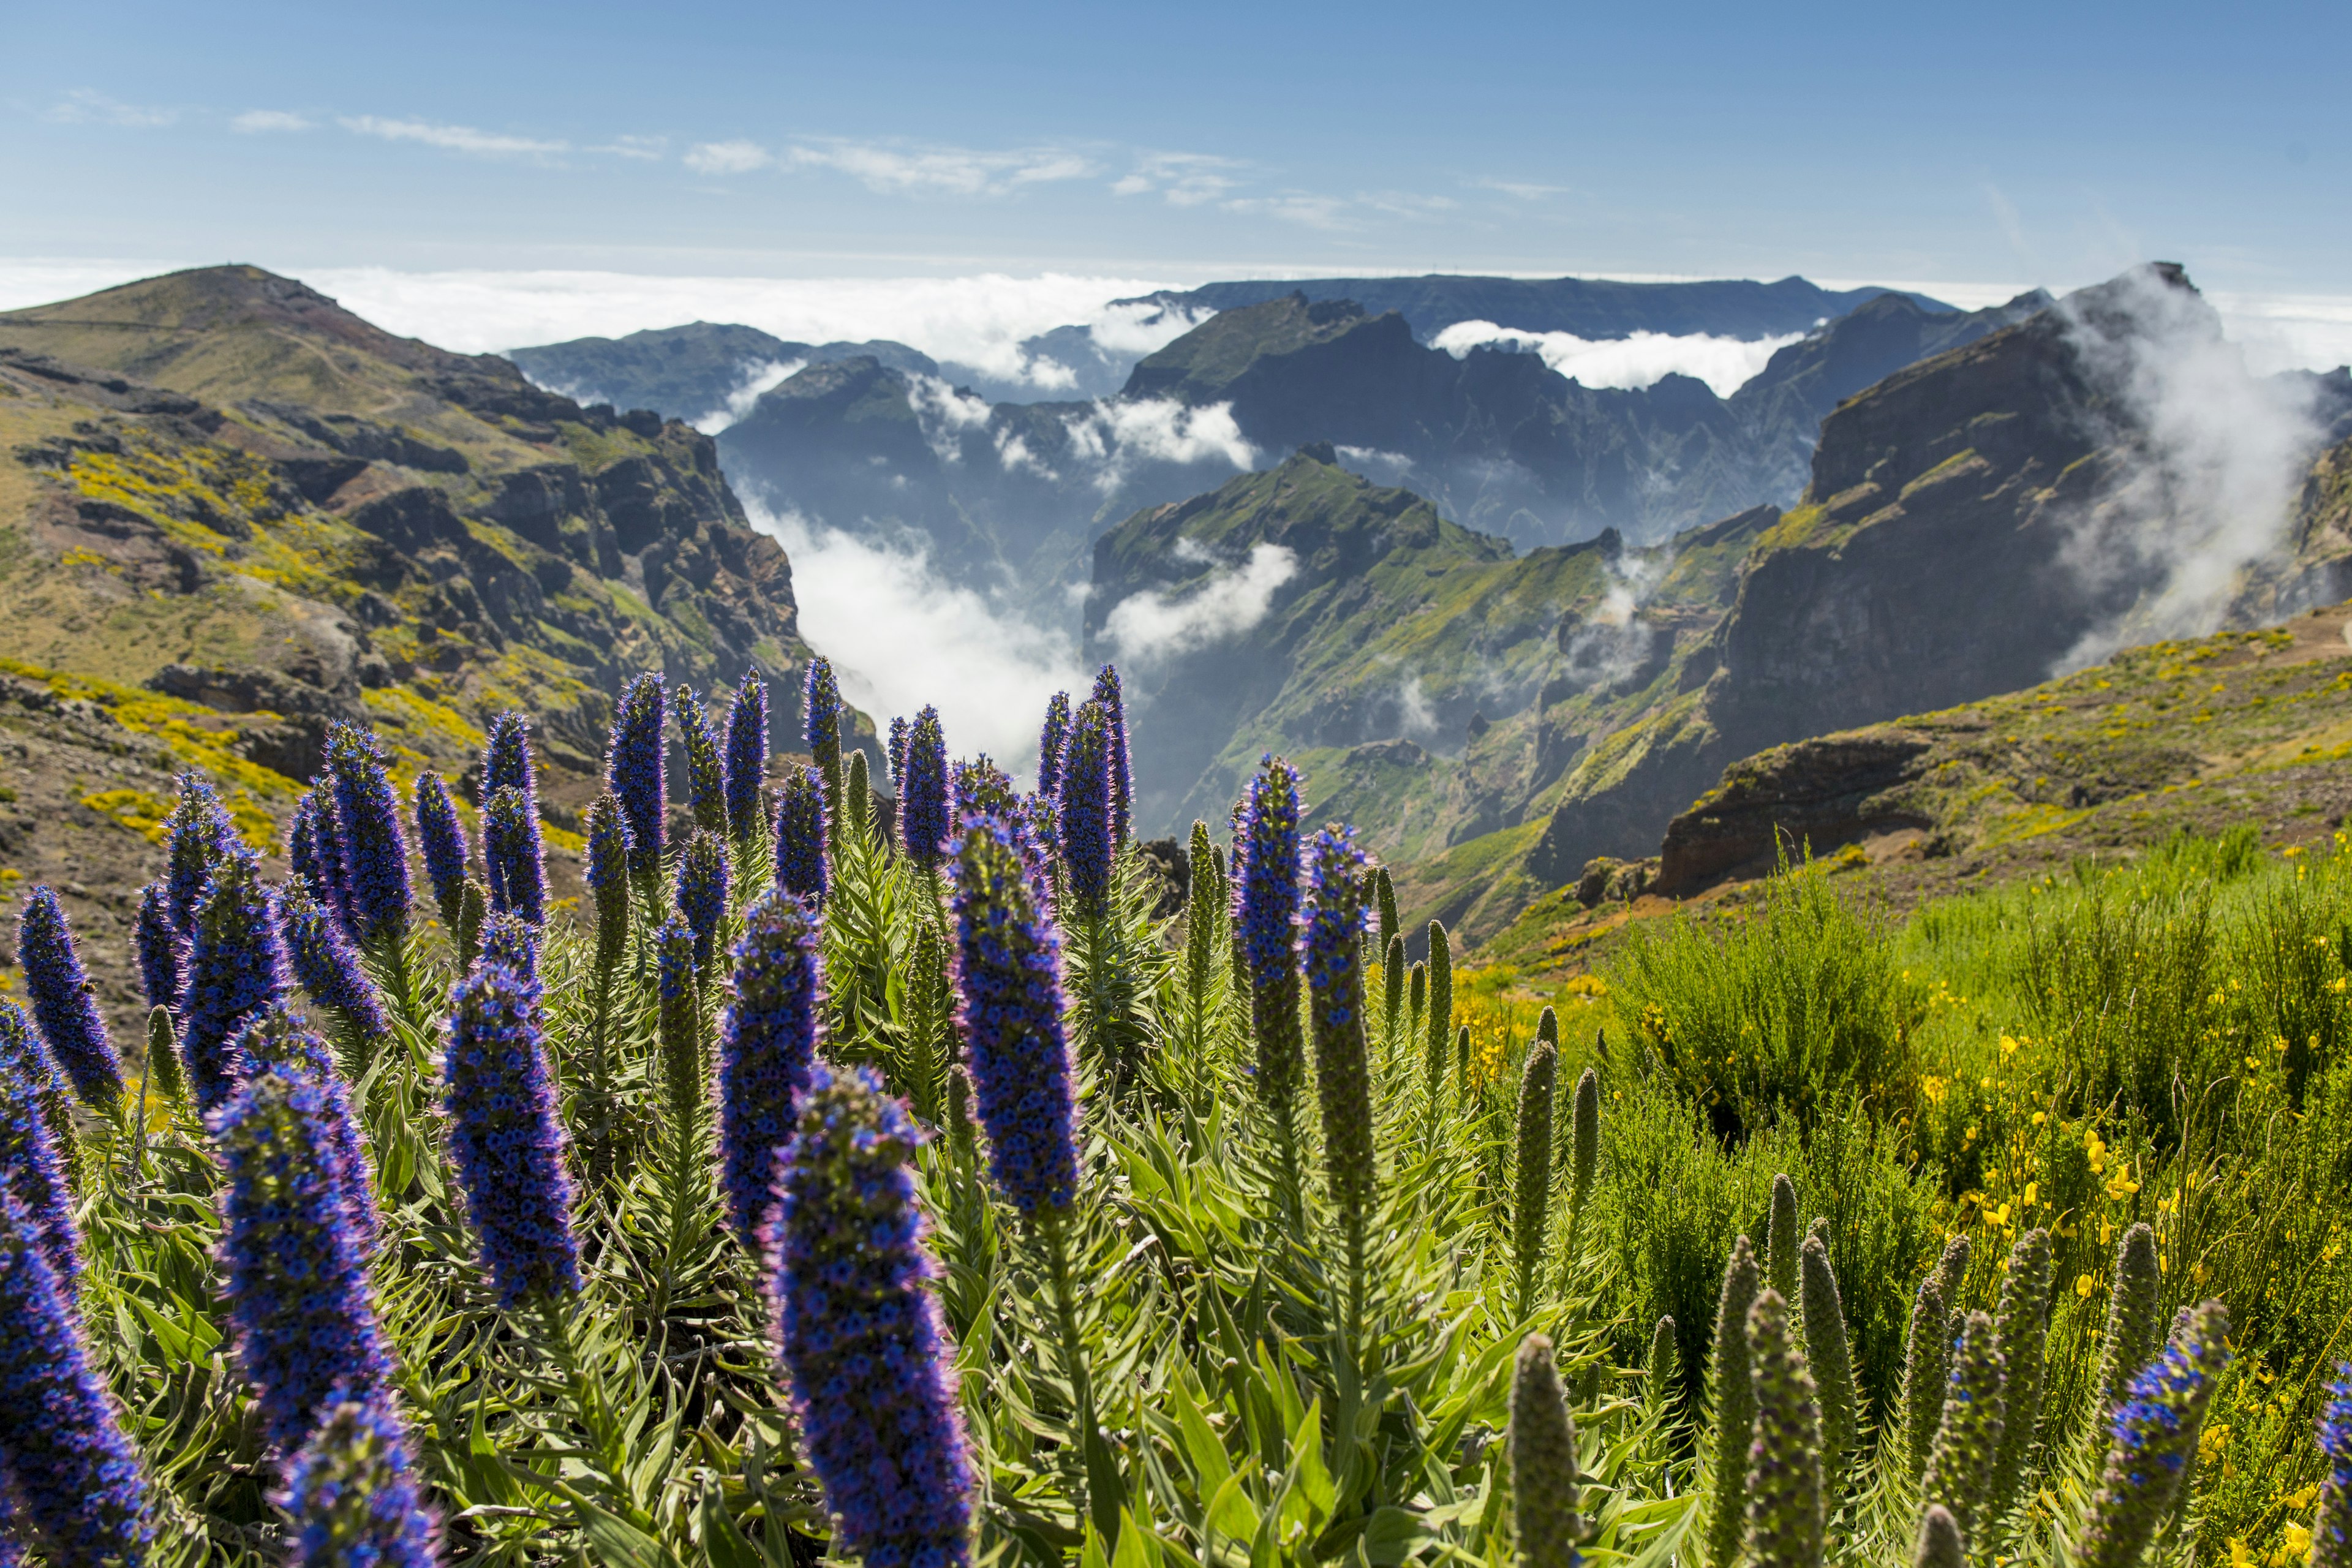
[[6, 0, 2343, 287]]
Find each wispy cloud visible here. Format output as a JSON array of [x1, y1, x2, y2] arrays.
[[684, 139, 772, 175], [232, 109, 311, 134], [591, 134, 667, 161], [45, 89, 176, 128], [786, 139, 1097, 197], [341, 115, 567, 158], [1113, 152, 1244, 206], [1222, 193, 1353, 230], [1472, 176, 1569, 200]]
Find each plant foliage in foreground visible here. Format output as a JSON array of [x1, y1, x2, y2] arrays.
[[0, 669, 2344, 1568]]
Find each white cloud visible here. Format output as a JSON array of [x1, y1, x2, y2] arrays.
[[1472, 178, 1569, 200], [592, 135, 668, 161], [1223, 194, 1351, 230], [2207, 290, 2352, 377], [905, 375, 995, 462], [1430, 320, 1804, 398], [1087, 298, 1216, 356], [684, 139, 771, 175], [341, 116, 567, 158], [741, 496, 1083, 778], [45, 89, 176, 128], [1115, 153, 1244, 207], [690, 359, 804, 434], [1105, 544, 1298, 662], [232, 110, 311, 134], [786, 140, 1095, 197], [1063, 399, 1257, 491]]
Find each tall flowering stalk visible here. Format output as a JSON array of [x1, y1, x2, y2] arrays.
[[2075, 1301, 2230, 1568], [2095, 1223, 2163, 1411], [901, 706, 949, 870], [775, 1065, 973, 1568], [1921, 1310, 2006, 1549], [1305, 826, 1377, 1323], [1985, 1228, 2056, 1531], [0, 1188, 156, 1561], [609, 672, 667, 881], [181, 849, 288, 1112], [18, 887, 123, 1109], [774, 764, 829, 908], [674, 831, 728, 974], [235, 1009, 379, 1251], [0, 1001, 76, 1194], [134, 883, 183, 1023], [1425, 919, 1455, 1101], [1915, 1505, 1964, 1568], [888, 715, 909, 793], [1899, 1271, 1953, 1483], [804, 657, 843, 826], [1236, 758, 1305, 1156], [1765, 1174, 1800, 1303], [655, 919, 704, 1142], [0, 1001, 81, 1288], [445, 959, 581, 1306], [165, 772, 237, 934], [1649, 1316, 1680, 1410], [412, 770, 470, 932], [1566, 1066, 1600, 1257], [1381, 933, 1405, 1042], [1511, 1038, 1557, 1324], [677, 688, 729, 837], [2313, 1365, 2352, 1568], [211, 1065, 394, 1455], [288, 791, 339, 927], [1057, 701, 1114, 918], [145, 1007, 186, 1105], [1091, 664, 1133, 849], [1036, 692, 1071, 800], [1704, 1235, 1762, 1568], [282, 1397, 438, 1568], [1509, 1335, 1581, 1568], [325, 725, 411, 948], [717, 891, 821, 1248], [279, 882, 391, 1048], [483, 786, 546, 927], [1798, 1236, 1858, 1484], [1743, 1289, 1824, 1568], [723, 672, 769, 852]]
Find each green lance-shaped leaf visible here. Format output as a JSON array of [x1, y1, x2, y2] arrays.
[[2094, 1223, 2163, 1412], [1511, 1041, 1558, 1321], [1649, 1316, 1680, 1409], [1914, 1504, 1965, 1568], [2075, 1301, 2230, 1568], [1510, 1334, 1583, 1568], [1921, 1310, 2005, 1550], [1425, 921, 1453, 1096], [1985, 1227, 2055, 1531], [1798, 1235, 1858, 1484], [1766, 1174, 1800, 1304], [1743, 1288, 1825, 1568], [1900, 1270, 1952, 1484], [144, 1006, 184, 1104], [1705, 1234, 1763, 1568]]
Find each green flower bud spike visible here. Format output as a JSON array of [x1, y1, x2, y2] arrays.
[[1985, 1228, 2055, 1532], [2094, 1223, 2162, 1412], [1799, 1235, 1858, 1485], [1705, 1234, 1763, 1568], [1743, 1288, 1825, 1568], [1901, 1271, 1952, 1483], [1511, 1041, 1557, 1322], [1510, 1334, 1583, 1568], [1921, 1310, 2006, 1550], [1766, 1173, 1800, 1304]]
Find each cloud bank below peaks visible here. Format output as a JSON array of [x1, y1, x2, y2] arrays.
[[1104, 543, 1298, 663], [1430, 322, 1804, 398]]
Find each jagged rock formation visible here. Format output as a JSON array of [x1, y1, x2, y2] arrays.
[[510, 322, 941, 431]]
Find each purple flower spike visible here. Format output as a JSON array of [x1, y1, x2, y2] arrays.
[[0, 1000, 82, 1288], [775, 1065, 973, 1568], [675, 831, 729, 971], [2316, 1363, 2352, 1568], [0, 1188, 157, 1559], [279, 883, 391, 1041], [445, 959, 579, 1306], [803, 657, 843, 780], [900, 706, 949, 869], [1091, 664, 1133, 849], [165, 771, 237, 935], [678, 687, 730, 838], [2076, 1301, 2231, 1568], [324, 725, 411, 947], [483, 786, 546, 928], [773, 764, 829, 908], [412, 769, 470, 927], [1035, 692, 1071, 800], [211, 1062, 393, 1455], [18, 887, 123, 1109], [718, 891, 822, 1247], [584, 793, 633, 963], [235, 1008, 380, 1253], [1303, 825, 1374, 1216], [948, 812, 1080, 1214], [181, 849, 288, 1113], [1237, 757, 1306, 1111], [283, 1396, 439, 1568], [1057, 701, 1114, 915], [608, 673, 667, 876], [484, 710, 536, 807], [888, 715, 910, 794], [134, 881, 183, 1022], [723, 673, 771, 842]]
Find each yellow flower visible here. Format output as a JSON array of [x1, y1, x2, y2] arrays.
[[2285, 1523, 2312, 1559], [2230, 1538, 2256, 1568], [2024, 1182, 2039, 1207], [2076, 1273, 2100, 1298]]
